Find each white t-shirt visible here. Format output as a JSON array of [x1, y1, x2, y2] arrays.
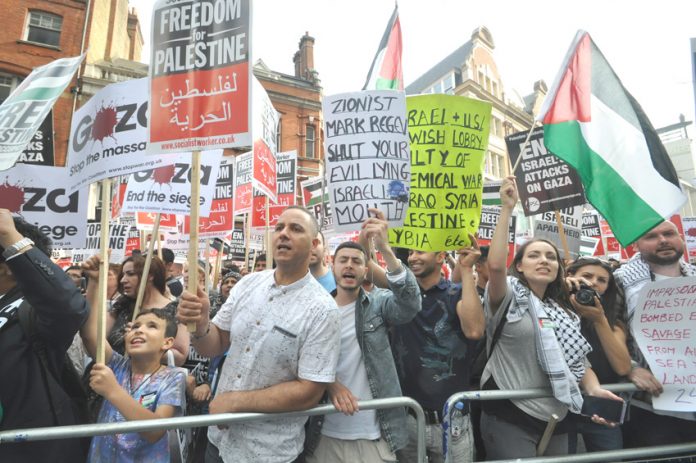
[[322, 301, 381, 441]]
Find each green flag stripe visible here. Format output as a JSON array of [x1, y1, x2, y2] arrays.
[[375, 77, 400, 90], [544, 121, 664, 246]]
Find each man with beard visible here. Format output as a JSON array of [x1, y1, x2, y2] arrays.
[[390, 235, 485, 462], [304, 209, 420, 462], [615, 221, 696, 447]]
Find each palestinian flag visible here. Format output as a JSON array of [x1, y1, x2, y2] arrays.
[[301, 176, 327, 207], [482, 180, 502, 206], [362, 4, 403, 91], [538, 31, 686, 246]]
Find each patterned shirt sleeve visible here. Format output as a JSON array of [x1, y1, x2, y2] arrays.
[[156, 368, 187, 414], [297, 299, 340, 383]]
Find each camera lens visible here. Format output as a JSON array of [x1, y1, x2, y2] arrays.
[[575, 288, 595, 305]]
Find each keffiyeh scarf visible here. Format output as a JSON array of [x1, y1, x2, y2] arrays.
[[508, 277, 592, 413]]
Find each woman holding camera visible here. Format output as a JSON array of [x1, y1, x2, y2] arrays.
[[566, 257, 631, 451], [480, 177, 620, 458]]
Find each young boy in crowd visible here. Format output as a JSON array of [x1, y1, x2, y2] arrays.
[[80, 254, 186, 462]]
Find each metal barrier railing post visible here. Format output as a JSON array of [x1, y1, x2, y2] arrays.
[[443, 383, 696, 463], [0, 397, 428, 463]]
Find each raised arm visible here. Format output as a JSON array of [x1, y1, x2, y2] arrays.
[[487, 177, 517, 314], [456, 234, 485, 339], [80, 254, 114, 363], [177, 287, 231, 357]]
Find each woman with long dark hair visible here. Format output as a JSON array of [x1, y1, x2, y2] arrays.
[[479, 177, 620, 458], [566, 257, 631, 451]]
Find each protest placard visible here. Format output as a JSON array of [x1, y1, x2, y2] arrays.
[[682, 216, 696, 263], [0, 163, 88, 248], [0, 55, 83, 170], [581, 211, 605, 256], [252, 150, 297, 228], [233, 151, 253, 215], [302, 176, 333, 232], [17, 111, 54, 166], [122, 150, 222, 216], [506, 127, 585, 216], [81, 221, 131, 263], [389, 94, 491, 251], [477, 205, 516, 266], [149, 0, 251, 152], [67, 78, 184, 192], [251, 77, 279, 201], [632, 277, 696, 411], [322, 91, 410, 231], [136, 212, 178, 230], [533, 206, 582, 259]]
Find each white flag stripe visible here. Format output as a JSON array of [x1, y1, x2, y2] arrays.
[[24, 75, 75, 90], [579, 95, 686, 216]]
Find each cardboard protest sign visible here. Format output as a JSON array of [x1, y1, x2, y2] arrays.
[[149, 0, 251, 152], [17, 110, 54, 166], [0, 164, 88, 248], [251, 78, 279, 201], [632, 277, 696, 411], [0, 55, 83, 170], [122, 150, 222, 216], [389, 94, 491, 251], [302, 176, 333, 232], [322, 91, 410, 231], [506, 127, 585, 216], [252, 150, 297, 228], [477, 206, 516, 266], [581, 211, 605, 256], [682, 217, 696, 263], [67, 78, 182, 192], [82, 221, 131, 263], [482, 179, 502, 206], [533, 206, 582, 259], [183, 157, 234, 237], [233, 151, 253, 215]]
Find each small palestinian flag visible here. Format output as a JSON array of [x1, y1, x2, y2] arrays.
[[362, 4, 403, 91], [482, 180, 502, 206], [538, 30, 686, 246], [301, 176, 327, 207]]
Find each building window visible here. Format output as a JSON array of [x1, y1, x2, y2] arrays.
[[25, 11, 62, 47], [0, 74, 20, 104], [443, 73, 455, 94], [305, 124, 315, 158]]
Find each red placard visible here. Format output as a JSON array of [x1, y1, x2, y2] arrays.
[[183, 198, 233, 236], [136, 212, 177, 229], [252, 139, 277, 202]]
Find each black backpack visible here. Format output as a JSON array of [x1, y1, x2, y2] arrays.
[[17, 302, 91, 455]]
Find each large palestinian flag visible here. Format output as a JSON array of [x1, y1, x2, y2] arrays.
[[362, 4, 403, 91], [538, 31, 685, 246]]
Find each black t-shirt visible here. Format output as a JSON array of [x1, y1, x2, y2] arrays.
[[391, 278, 477, 411]]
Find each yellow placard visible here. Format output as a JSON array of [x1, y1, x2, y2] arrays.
[[389, 94, 492, 251]]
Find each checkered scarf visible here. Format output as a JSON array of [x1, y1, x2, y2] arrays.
[[509, 277, 591, 413]]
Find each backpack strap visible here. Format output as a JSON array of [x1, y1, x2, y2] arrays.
[[487, 302, 510, 357], [17, 302, 60, 425]]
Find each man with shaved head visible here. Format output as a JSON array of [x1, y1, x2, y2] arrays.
[[177, 206, 340, 462], [614, 221, 696, 448]]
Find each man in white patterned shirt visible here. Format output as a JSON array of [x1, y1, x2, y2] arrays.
[[177, 206, 340, 463]]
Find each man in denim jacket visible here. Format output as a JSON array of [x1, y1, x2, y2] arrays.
[[304, 209, 421, 462]]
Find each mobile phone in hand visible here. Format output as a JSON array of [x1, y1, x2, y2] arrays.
[[581, 396, 627, 424]]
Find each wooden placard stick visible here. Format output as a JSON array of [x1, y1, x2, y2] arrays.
[[536, 413, 559, 456], [244, 213, 251, 271], [132, 212, 161, 322], [96, 178, 111, 365], [213, 243, 223, 289], [554, 210, 571, 261], [510, 121, 538, 174], [186, 150, 202, 332], [204, 241, 211, 292], [265, 195, 272, 269]]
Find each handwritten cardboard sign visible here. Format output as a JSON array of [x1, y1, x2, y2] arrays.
[[506, 127, 585, 216], [149, 0, 251, 152], [322, 91, 410, 231], [389, 94, 491, 251], [122, 150, 222, 216], [632, 277, 696, 411]]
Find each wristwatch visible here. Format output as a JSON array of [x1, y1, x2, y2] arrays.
[[2, 237, 34, 260]]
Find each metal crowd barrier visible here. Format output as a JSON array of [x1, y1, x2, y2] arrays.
[[443, 382, 696, 463], [0, 397, 427, 462]]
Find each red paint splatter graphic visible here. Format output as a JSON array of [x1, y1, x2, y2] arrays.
[[153, 165, 175, 185], [687, 228, 696, 237], [0, 181, 24, 212], [91, 104, 118, 142]]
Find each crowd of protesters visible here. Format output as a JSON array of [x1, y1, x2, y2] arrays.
[[1, 176, 695, 463]]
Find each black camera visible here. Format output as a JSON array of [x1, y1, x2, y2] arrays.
[[573, 284, 599, 306]]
